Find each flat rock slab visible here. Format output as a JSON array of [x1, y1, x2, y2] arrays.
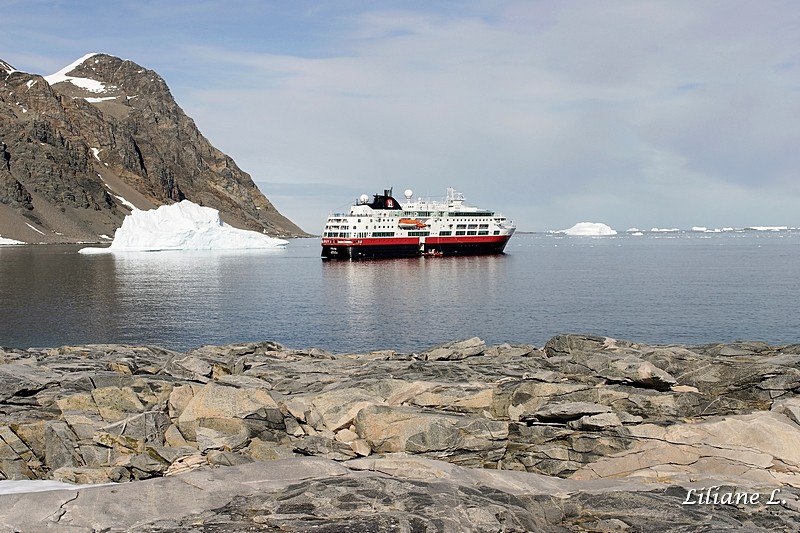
[[1, 457, 798, 533], [0, 457, 348, 532], [3, 334, 800, 530]]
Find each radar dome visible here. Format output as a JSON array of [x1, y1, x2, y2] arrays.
[[359, 194, 369, 204], [404, 189, 413, 199]]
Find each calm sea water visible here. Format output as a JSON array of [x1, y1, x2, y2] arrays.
[[1, 231, 798, 353]]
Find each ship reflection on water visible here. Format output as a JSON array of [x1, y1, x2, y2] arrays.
[[320, 255, 509, 351]]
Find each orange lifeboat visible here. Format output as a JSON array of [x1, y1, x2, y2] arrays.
[[398, 218, 428, 229]]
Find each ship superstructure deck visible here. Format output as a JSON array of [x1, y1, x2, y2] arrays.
[[321, 188, 515, 259]]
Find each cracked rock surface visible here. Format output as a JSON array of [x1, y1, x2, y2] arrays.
[[1, 333, 800, 531]]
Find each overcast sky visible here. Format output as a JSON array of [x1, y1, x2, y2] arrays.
[[2, 1, 798, 232]]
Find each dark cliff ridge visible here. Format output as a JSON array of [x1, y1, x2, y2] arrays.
[[0, 53, 307, 243]]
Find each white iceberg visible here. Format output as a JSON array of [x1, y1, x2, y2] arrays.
[[560, 222, 617, 236], [79, 200, 288, 253], [748, 226, 788, 232], [0, 235, 24, 245], [650, 227, 680, 233]]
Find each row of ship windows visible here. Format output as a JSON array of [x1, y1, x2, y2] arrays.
[[399, 211, 496, 217], [323, 230, 499, 237], [327, 216, 503, 225], [325, 223, 491, 231]]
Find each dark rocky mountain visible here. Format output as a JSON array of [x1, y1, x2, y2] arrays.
[[0, 53, 307, 243]]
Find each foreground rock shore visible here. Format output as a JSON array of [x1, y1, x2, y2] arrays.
[[1, 334, 799, 531]]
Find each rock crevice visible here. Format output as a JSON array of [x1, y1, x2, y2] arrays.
[[2, 334, 800, 530]]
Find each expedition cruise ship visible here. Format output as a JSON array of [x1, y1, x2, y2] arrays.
[[321, 188, 516, 259]]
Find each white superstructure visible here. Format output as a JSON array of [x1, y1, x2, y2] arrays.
[[321, 187, 515, 259]]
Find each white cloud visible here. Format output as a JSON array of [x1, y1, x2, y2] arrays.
[[4, 1, 798, 231]]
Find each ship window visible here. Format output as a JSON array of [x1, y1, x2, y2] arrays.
[[456, 224, 467, 229], [478, 231, 489, 235], [493, 230, 500, 235], [468, 224, 477, 229], [467, 231, 477, 235], [455, 231, 466, 236], [479, 224, 489, 229], [439, 231, 452, 236]]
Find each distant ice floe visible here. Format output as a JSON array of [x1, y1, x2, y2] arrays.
[[560, 222, 617, 236], [0, 235, 24, 245], [691, 226, 738, 233], [650, 227, 680, 233], [79, 200, 288, 254], [544, 224, 794, 236], [748, 226, 788, 232]]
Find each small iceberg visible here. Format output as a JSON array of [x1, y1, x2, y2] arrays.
[[79, 200, 288, 253], [747, 226, 788, 232], [691, 226, 723, 233], [560, 222, 617, 236]]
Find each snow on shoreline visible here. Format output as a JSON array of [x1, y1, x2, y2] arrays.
[[559, 222, 617, 236], [0, 236, 25, 245], [79, 201, 288, 253], [0, 480, 100, 495]]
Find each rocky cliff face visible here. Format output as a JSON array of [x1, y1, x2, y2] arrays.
[[0, 54, 306, 243]]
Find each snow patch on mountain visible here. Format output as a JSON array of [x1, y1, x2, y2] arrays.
[[44, 53, 111, 93]]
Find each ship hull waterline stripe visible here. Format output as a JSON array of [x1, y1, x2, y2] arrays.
[[321, 235, 511, 259], [321, 235, 511, 246]]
